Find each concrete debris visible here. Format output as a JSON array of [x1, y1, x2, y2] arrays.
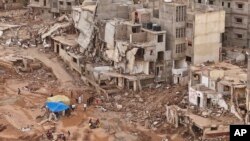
[[0, 0, 249, 141]]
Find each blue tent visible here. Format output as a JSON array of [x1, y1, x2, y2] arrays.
[[46, 102, 69, 112]]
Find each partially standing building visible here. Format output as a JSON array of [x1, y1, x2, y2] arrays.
[[29, 0, 79, 18], [152, 0, 189, 85], [186, 5, 225, 65], [0, 0, 26, 10], [195, 0, 250, 48]]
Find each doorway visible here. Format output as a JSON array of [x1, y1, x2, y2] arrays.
[[207, 98, 211, 108], [56, 44, 60, 54], [197, 97, 201, 107]]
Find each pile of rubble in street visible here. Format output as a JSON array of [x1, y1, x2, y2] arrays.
[[102, 85, 188, 129]]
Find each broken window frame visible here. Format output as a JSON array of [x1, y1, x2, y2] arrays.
[[135, 48, 145, 60], [158, 34, 163, 42], [235, 17, 243, 24], [235, 33, 243, 39], [157, 51, 164, 62], [67, 2, 72, 6], [209, 0, 214, 5], [237, 3, 244, 9], [59, 1, 64, 6]]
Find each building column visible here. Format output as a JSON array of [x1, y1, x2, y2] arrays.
[[133, 80, 137, 91]]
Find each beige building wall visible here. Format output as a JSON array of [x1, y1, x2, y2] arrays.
[[188, 10, 225, 65]]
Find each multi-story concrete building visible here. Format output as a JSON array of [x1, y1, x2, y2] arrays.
[[29, 0, 80, 18], [194, 0, 250, 48], [186, 5, 225, 65], [151, 0, 188, 85]]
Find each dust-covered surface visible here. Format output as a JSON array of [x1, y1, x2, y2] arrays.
[[0, 6, 239, 141]]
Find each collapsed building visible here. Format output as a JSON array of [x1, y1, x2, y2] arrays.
[[70, 0, 171, 93], [165, 105, 230, 141], [0, 0, 26, 10], [189, 62, 247, 121], [28, 0, 81, 18], [38, 0, 227, 95], [164, 61, 249, 140]]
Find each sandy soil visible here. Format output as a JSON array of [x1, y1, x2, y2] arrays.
[[0, 45, 172, 141]]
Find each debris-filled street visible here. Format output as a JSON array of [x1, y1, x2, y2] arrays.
[[1, 0, 250, 141]]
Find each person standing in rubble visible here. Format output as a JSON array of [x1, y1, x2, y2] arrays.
[[67, 130, 71, 137], [83, 103, 87, 111], [17, 88, 21, 95], [96, 119, 100, 128], [70, 91, 73, 98], [89, 118, 93, 127]]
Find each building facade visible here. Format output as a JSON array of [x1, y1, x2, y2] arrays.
[[195, 0, 250, 48], [29, 0, 79, 18], [186, 6, 225, 64], [152, 0, 188, 85]]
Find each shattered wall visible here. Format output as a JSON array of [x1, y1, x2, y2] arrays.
[[72, 7, 95, 52], [189, 86, 223, 108], [53, 41, 82, 73]]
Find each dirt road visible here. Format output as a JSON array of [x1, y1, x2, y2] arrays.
[[20, 48, 74, 88]]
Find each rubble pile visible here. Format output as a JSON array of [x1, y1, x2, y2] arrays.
[[0, 9, 53, 49], [102, 85, 188, 129]]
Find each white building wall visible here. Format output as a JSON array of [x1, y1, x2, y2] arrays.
[[192, 10, 225, 65]]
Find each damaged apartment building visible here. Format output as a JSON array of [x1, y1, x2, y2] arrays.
[[189, 62, 248, 121], [164, 61, 249, 140], [0, 0, 26, 10], [28, 0, 81, 18], [195, 0, 250, 48], [150, 0, 189, 85], [70, 0, 172, 93], [42, 0, 227, 94], [148, 0, 225, 84]]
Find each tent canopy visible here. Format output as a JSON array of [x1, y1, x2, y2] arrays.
[[46, 102, 69, 112], [47, 95, 70, 105]]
